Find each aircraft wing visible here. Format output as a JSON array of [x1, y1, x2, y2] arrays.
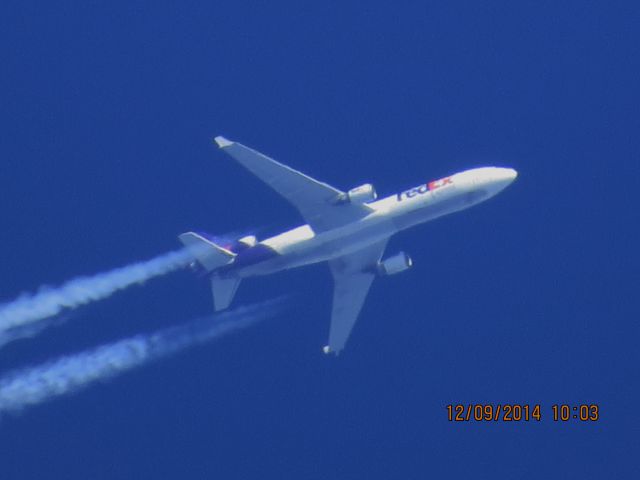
[[325, 240, 388, 355], [214, 136, 373, 233]]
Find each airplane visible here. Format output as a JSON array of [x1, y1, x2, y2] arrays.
[[179, 137, 517, 355]]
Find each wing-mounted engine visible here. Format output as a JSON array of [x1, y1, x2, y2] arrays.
[[377, 252, 413, 276], [335, 183, 377, 204]]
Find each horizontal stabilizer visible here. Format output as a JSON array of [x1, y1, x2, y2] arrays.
[[179, 232, 236, 272], [211, 275, 241, 311]]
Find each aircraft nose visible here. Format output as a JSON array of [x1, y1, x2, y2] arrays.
[[497, 167, 518, 181], [491, 167, 518, 191]]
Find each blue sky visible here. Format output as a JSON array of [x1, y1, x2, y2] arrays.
[[0, 1, 638, 478]]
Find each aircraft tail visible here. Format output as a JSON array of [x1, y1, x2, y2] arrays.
[[179, 232, 241, 311], [178, 232, 236, 272]]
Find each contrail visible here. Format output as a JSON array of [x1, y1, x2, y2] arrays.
[[0, 316, 67, 350], [0, 248, 198, 341], [0, 299, 285, 416]]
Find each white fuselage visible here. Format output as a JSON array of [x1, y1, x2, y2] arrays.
[[232, 167, 517, 278]]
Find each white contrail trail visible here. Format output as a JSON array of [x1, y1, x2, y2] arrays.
[[0, 299, 284, 415], [0, 316, 67, 350], [0, 248, 197, 339]]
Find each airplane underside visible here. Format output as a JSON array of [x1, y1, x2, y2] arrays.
[[230, 221, 398, 278]]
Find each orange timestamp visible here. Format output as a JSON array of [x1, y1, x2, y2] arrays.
[[446, 404, 600, 422]]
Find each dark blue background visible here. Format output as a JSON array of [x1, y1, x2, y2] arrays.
[[1, 1, 638, 478]]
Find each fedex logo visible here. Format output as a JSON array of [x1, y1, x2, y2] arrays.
[[428, 176, 452, 190], [397, 176, 452, 201]]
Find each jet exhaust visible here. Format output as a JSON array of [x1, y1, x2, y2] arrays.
[[0, 298, 286, 416], [0, 248, 199, 347], [0, 316, 67, 350]]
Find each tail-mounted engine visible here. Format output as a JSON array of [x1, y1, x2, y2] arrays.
[[335, 183, 377, 204], [237, 235, 257, 248], [228, 235, 258, 253], [377, 252, 413, 276]]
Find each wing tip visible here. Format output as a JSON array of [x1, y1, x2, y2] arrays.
[[323, 345, 341, 356], [214, 136, 233, 148]]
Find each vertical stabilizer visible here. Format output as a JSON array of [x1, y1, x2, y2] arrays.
[[211, 275, 241, 311]]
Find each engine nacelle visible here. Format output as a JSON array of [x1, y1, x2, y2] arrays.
[[336, 183, 377, 204], [377, 252, 413, 276], [237, 235, 257, 248], [348, 183, 377, 203]]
